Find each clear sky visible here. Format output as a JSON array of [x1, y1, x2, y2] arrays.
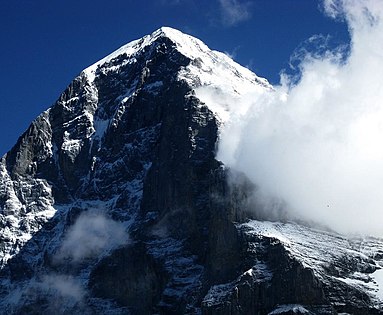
[[0, 0, 349, 156]]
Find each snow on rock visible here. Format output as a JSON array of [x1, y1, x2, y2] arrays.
[[82, 27, 271, 123], [180, 49, 271, 122], [243, 220, 383, 307], [61, 132, 82, 162], [268, 304, 311, 314], [372, 268, 383, 301], [0, 173, 56, 268]]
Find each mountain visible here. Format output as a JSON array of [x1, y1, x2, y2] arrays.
[[0, 27, 383, 315]]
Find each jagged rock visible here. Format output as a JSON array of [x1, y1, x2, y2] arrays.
[[89, 243, 166, 315]]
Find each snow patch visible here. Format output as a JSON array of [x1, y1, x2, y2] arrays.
[[243, 220, 383, 305], [92, 118, 109, 142], [178, 43, 271, 122], [373, 268, 383, 301], [61, 139, 82, 160], [268, 304, 310, 314], [80, 26, 271, 125]]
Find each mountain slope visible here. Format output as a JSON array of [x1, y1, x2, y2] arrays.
[[0, 27, 382, 315]]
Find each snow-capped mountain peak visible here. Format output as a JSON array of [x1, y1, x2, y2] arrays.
[[1, 27, 383, 315], [83, 26, 271, 122]]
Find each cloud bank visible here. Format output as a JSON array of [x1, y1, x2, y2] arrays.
[[218, 0, 383, 235]]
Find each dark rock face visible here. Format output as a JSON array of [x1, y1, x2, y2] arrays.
[[201, 227, 332, 315], [1, 27, 383, 314], [89, 243, 166, 315]]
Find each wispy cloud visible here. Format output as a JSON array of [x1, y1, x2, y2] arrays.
[[2, 211, 130, 312], [55, 212, 129, 263], [218, 0, 252, 26], [224, 45, 241, 59], [40, 274, 85, 301], [3, 274, 86, 313]]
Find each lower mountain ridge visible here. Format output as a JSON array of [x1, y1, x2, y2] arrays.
[[1, 27, 383, 315]]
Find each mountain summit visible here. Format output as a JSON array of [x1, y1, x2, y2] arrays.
[[1, 27, 383, 315]]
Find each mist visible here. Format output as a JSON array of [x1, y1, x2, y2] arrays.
[[55, 211, 129, 263], [217, 0, 383, 235]]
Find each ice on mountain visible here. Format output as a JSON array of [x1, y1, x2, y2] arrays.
[[81, 26, 271, 124], [268, 304, 311, 314], [61, 139, 82, 161], [243, 220, 383, 304], [372, 268, 383, 301]]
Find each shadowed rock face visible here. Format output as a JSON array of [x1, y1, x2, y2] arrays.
[[0, 28, 383, 315]]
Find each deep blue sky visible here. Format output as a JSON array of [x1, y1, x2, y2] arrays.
[[0, 0, 349, 156]]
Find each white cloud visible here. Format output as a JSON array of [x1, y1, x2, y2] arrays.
[[218, 0, 252, 26], [224, 45, 241, 59], [3, 212, 130, 311], [2, 274, 86, 312], [40, 274, 84, 300], [217, 0, 383, 236], [55, 212, 129, 263]]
